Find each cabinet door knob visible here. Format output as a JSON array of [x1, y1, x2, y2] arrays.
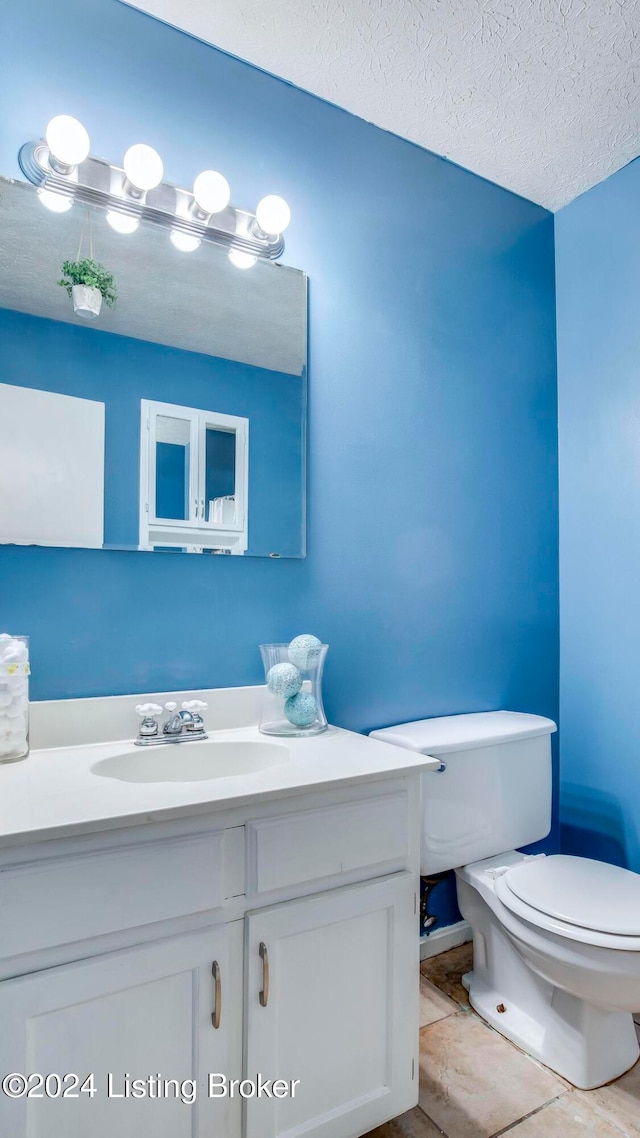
[[211, 960, 222, 1029], [259, 941, 269, 1008]]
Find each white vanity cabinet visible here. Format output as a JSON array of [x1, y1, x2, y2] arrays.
[[0, 922, 244, 1138], [0, 778, 421, 1138], [244, 874, 417, 1138]]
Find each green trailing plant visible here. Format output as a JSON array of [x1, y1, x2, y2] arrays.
[[58, 259, 117, 307]]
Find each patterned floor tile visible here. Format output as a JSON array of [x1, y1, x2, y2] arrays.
[[420, 973, 459, 1028], [420, 942, 473, 1008], [418, 1012, 564, 1138], [502, 1093, 627, 1137], [365, 1106, 446, 1137]]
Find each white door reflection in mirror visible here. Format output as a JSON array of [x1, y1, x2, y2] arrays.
[[139, 399, 248, 553], [0, 383, 105, 549]]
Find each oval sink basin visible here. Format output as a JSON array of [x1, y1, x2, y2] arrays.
[[91, 740, 290, 783]]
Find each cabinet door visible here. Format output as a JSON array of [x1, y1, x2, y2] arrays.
[[145, 403, 200, 528], [0, 922, 243, 1138], [140, 398, 249, 551], [245, 873, 417, 1138]]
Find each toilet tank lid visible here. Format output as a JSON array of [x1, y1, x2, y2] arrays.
[[369, 711, 557, 755]]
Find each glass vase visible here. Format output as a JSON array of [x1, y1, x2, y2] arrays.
[[259, 643, 329, 737], [0, 634, 30, 764]]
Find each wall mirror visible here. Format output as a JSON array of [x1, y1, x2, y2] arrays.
[[0, 177, 307, 557]]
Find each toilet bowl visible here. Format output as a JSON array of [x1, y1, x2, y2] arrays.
[[457, 851, 640, 1089], [370, 711, 640, 1089]]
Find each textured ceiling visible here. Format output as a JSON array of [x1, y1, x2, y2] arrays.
[[123, 0, 640, 211]]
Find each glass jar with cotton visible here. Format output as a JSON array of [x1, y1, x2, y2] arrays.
[[259, 635, 328, 737], [0, 634, 30, 763]]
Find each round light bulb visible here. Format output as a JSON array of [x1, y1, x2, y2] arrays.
[[193, 170, 230, 214], [106, 211, 139, 234], [37, 188, 73, 213], [228, 249, 257, 269], [170, 231, 200, 252], [123, 144, 164, 192], [255, 194, 291, 235], [45, 115, 90, 168]]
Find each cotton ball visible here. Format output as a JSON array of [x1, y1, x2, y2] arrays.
[[288, 634, 322, 672], [2, 641, 27, 664], [285, 691, 318, 728], [0, 691, 12, 709], [267, 662, 302, 700], [5, 736, 26, 756]]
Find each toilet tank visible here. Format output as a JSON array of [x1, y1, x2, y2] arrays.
[[370, 711, 556, 874]]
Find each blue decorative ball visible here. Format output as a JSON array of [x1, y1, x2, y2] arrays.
[[288, 634, 322, 671], [285, 691, 318, 728], [267, 662, 302, 699]]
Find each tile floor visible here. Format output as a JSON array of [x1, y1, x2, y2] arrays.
[[366, 942, 640, 1138]]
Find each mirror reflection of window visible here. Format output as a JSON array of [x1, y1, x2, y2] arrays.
[[155, 415, 191, 522]]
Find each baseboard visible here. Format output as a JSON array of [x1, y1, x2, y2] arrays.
[[420, 919, 472, 961]]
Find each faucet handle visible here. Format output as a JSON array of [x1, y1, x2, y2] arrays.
[[135, 703, 163, 717], [182, 699, 207, 733], [135, 703, 162, 739]]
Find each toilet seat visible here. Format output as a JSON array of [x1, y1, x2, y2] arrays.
[[495, 855, 640, 951]]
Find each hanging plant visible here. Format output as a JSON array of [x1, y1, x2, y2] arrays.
[[58, 258, 117, 320]]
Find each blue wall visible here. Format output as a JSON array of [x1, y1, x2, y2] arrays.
[[0, 308, 304, 555], [556, 159, 640, 870], [0, 0, 558, 790]]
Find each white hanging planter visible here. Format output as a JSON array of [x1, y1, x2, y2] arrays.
[[72, 284, 102, 320]]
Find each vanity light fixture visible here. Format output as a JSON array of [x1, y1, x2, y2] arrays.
[[228, 249, 258, 269], [122, 143, 164, 198], [106, 210, 140, 234], [20, 116, 292, 262], [255, 194, 291, 237], [45, 115, 90, 174], [170, 231, 200, 252], [192, 170, 231, 218], [37, 187, 73, 213]]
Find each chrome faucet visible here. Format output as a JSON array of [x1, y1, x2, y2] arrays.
[[134, 700, 208, 746]]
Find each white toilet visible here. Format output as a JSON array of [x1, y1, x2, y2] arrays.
[[371, 711, 640, 1089]]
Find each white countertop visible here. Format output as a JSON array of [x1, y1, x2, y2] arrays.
[[0, 724, 439, 848]]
